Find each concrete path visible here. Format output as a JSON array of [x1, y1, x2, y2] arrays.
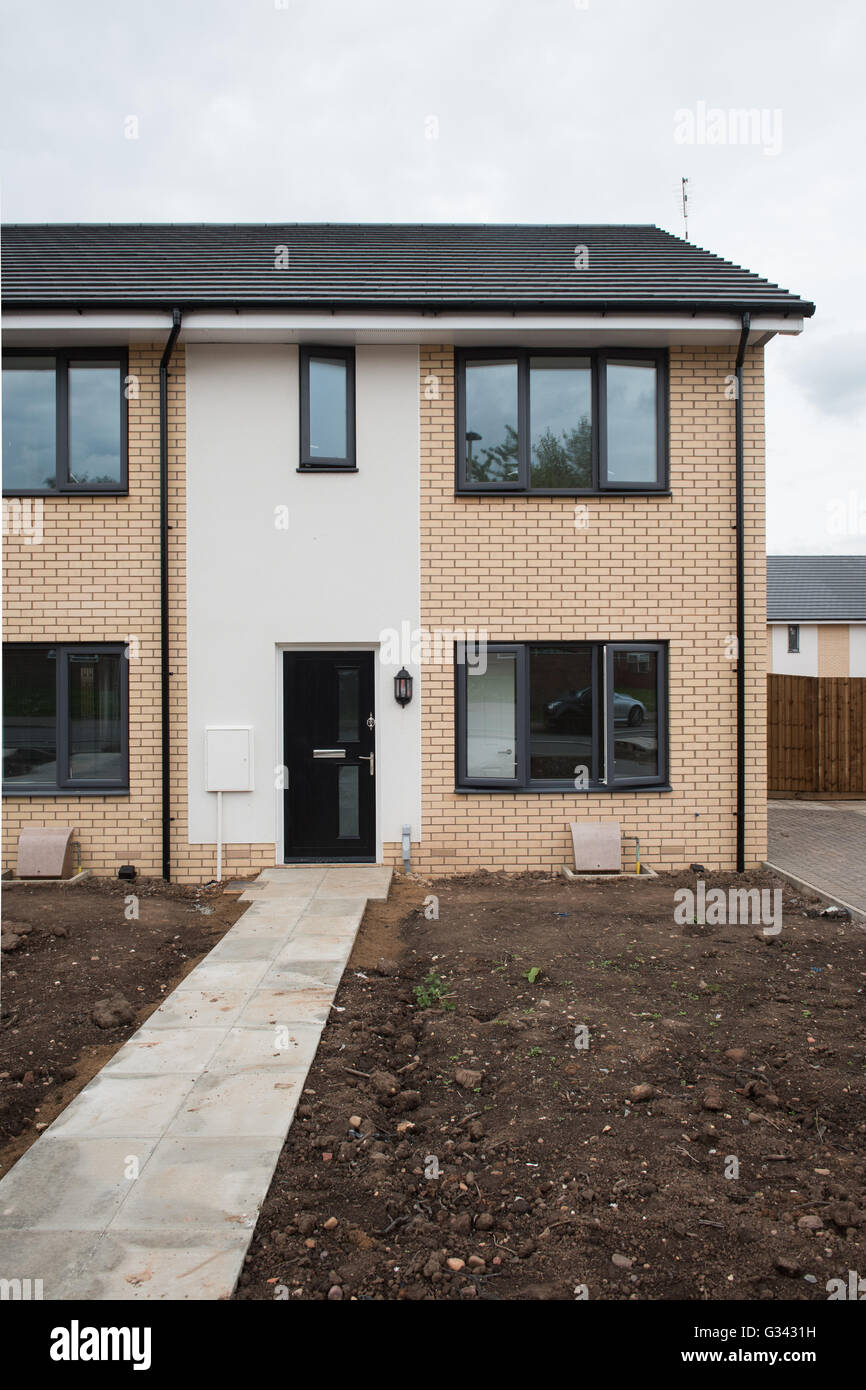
[[0, 865, 391, 1300], [767, 800, 866, 919]]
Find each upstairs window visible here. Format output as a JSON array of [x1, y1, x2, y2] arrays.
[[787, 625, 800, 653], [299, 346, 356, 470], [2, 350, 128, 495], [456, 348, 667, 494]]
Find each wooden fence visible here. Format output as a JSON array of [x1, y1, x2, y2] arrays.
[[768, 674, 866, 795]]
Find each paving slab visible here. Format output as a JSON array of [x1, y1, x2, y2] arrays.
[[145, 986, 253, 1030], [236, 984, 334, 1026], [47, 1073, 198, 1140], [275, 930, 359, 965], [115, 1136, 284, 1230], [206, 1022, 324, 1074], [262, 959, 347, 988], [201, 933, 286, 964], [0, 1137, 160, 1231], [254, 867, 326, 889], [0, 1230, 106, 1300], [184, 959, 272, 993], [0, 863, 391, 1298], [768, 800, 866, 918], [305, 894, 369, 917], [101, 1027, 227, 1077], [230, 904, 306, 934], [321, 866, 392, 898], [168, 1070, 304, 1139], [69, 1228, 252, 1301]]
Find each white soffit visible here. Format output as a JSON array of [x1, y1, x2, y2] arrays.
[[1, 310, 803, 347]]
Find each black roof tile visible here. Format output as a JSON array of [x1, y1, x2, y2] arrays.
[[767, 556, 866, 622], [1, 223, 815, 315]]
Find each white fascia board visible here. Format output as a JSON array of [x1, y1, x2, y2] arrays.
[[1, 311, 175, 344], [2, 310, 803, 347]]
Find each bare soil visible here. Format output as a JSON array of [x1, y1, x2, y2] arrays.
[[0, 877, 245, 1176], [234, 870, 866, 1302]]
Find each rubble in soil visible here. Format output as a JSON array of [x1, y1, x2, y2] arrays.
[[234, 871, 866, 1301]]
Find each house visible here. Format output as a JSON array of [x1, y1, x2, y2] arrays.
[[767, 555, 866, 676], [1, 223, 814, 880]]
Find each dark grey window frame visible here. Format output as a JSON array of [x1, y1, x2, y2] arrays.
[[603, 643, 668, 788], [455, 640, 668, 792], [456, 643, 527, 790], [455, 347, 668, 495], [2, 348, 129, 497], [787, 624, 800, 654], [597, 354, 669, 493], [298, 345, 357, 471], [2, 642, 130, 795]]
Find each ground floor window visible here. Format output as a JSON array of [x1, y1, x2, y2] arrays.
[[2, 643, 128, 793], [455, 641, 667, 790]]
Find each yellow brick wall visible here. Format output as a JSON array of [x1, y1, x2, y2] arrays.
[[415, 344, 767, 873], [818, 625, 849, 677], [2, 346, 177, 876]]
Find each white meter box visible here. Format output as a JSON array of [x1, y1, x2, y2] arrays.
[[205, 726, 254, 792]]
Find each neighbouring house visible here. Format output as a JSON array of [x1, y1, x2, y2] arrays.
[[1, 223, 814, 880], [767, 556, 866, 676]]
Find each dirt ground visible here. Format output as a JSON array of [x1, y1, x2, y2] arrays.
[[0, 876, 245, 1176], [234, 870, 866, 1302]]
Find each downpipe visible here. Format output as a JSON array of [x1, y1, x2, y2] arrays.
[[734, 312, 750, 873], [160, 309, 182, 880]]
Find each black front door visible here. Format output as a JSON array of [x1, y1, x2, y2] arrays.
[[283, 651, 376, 860]]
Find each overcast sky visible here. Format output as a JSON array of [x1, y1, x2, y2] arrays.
[[1, 0, 863, 554]]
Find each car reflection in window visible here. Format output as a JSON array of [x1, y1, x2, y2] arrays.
[[543, 687, 646, 731]]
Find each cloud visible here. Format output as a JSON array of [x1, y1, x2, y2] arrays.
[[782, 333, 866, 419]]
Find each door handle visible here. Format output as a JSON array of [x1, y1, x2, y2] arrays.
[[358, 753, 374, 776]]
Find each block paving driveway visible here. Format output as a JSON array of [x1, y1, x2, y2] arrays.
[[768, 799, 866, 918]]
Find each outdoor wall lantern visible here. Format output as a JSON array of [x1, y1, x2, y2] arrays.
[[394, 668, 413, 707]]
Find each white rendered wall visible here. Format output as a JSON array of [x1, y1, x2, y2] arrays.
[[770, 624, 818, 675], [850, 625, 866, 676], [185, 343, 421, 857]]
